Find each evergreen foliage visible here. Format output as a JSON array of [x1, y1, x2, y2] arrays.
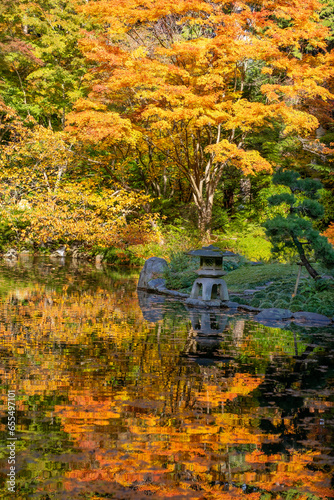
[[264, 169, 334, 278]]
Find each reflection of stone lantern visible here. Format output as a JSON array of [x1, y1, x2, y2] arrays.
[[187, 245, 232, 302], [182, 311, 230, 363], [189, 310, 229, 334]]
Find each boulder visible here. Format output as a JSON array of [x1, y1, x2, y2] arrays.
[[4, 249, 18, 260], [254, 308, 292, 321], [72, 248, 89, 260], [137, 257, 168, 290], [50, 246, 66, 258], [19, 250, 31, 256], [292, 311, 331, 326], [147, 278, 167, 291], [95, 254, 104, 264]]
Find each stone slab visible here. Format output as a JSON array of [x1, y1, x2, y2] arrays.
[[222, 301, 240, 309], [292, 311, 331, 326], [254, 308, 292, 321], [185, 298, 221, 308], [238, 304, 262, 312]]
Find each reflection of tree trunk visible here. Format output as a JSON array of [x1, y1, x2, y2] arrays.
[[157, 323, 162, 360], [233, 320, 245, 347], [182, 328, 197, 355]]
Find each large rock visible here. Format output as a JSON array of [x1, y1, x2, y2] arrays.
[[147, 278, 167, 291], [292, 311, 331, 326], [50, 246, 66, 258], [4, 249, 18, 260], [254, 308, 292, 321], [137, 257, 168, 290]]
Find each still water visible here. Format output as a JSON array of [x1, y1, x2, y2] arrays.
[[0, 257, 333, 499]]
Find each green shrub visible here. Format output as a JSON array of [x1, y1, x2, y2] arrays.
[[273, 299, 290, 309], [290, 303, 302, 312], [98, 247, 142, 266], [218, 229, 272, 262], [163, 252, 199, 291], [223, 260, 239, 272], [260, 301, 273, 308], [266, 291, 279, 301], [231, 296, 248, 304], [0, 217, 31, 251]]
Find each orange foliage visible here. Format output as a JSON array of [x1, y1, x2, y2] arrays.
[[323, 223, 334, 246], [68, 0, 334, 231]]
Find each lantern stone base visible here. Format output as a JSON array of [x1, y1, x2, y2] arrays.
[[189, 277, 229, 302]]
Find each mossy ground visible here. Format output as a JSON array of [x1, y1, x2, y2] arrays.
[[226, 264, 334, 317], [224, 263, 304, 292], [166, 259, 334, 317]]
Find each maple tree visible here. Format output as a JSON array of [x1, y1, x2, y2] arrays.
[[0, 120, 159, 249], [67, 0, 334, 235], [0, 0, 93, 129], [323, 220, 334, 244]]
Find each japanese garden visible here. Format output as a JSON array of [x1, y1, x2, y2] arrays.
[[0, 0, 334, 498]]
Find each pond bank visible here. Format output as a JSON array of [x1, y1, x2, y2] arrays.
[[138, 257, 334, 328]]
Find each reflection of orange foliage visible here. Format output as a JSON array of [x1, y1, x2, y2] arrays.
[[0, 271, 333, 499], [56, 374, 275, 496], [195, 373, 264, 407], [245, 449, 333, 498]]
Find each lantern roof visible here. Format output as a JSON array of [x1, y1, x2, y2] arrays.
[[187, 245, 236, 257]]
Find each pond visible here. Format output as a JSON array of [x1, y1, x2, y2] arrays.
[[0, 257, 333, 500]]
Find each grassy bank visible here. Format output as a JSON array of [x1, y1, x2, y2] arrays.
[[163, 254, 334, 317]]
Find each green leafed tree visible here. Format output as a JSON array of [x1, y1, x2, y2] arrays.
[[0, 0, 94, 129], [264, 169, 334, 278]]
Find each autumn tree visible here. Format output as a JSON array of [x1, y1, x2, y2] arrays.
[[68, 0, 334, 235], [0, 121, 158, 249]]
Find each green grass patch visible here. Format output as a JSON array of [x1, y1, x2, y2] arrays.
[[224, 263, 304, 292]]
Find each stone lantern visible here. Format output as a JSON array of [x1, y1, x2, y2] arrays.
[[187, 245, 233, 302]]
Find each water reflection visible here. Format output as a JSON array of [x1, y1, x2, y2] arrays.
[[0, 259, 333, 499]]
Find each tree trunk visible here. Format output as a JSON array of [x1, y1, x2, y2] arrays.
[[240, 177, 251, 204], [292, 235, 320, 279], [197, 196, 214, 240]]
